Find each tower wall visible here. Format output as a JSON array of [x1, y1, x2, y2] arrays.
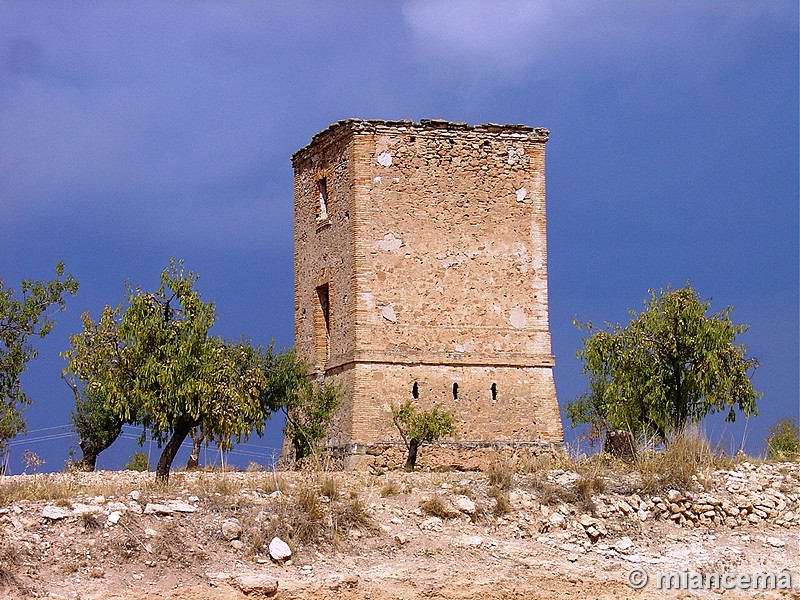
[[292, 119, 563, 466]]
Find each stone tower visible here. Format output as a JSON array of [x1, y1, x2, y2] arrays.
[[292, 118, 562, 468]]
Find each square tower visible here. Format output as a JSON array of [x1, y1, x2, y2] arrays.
[[292, 118, 563, 466]]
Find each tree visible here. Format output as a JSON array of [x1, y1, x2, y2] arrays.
[[391, 400, 456, 470], [567, 284, 761, 443], [66, 382, 124, 471], [62, 259, 278, 482], [0, 262, 78, 466], [270, 349, 341, 463]]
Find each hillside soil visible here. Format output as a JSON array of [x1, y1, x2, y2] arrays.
[[0, 462, 798, 600]]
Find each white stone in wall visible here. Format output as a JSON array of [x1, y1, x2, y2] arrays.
[[375, 232, 402, 252], [381, 304, 397, 322], [516, 187, 527, 202], [377, 152, 393, 167], [509, 306, 527, 330]]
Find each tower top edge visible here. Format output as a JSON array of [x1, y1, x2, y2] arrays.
[[292, 118, 550, 163]]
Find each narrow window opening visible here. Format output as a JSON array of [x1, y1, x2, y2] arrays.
[[452, 383, 459, 400], [314, 283, 330, 368], [490, 383, 497, 402], [412, 382, 419, 399], [317, 178, 328, 221]]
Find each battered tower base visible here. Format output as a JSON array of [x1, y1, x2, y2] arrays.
[[315, 440, 566, 472]]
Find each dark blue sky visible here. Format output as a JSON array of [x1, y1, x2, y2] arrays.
[[1, 2, 797, 473]]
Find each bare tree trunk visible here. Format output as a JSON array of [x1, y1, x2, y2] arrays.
[[405, 438, 420, 471], [76, 447, 98, 472], [155, 419, 195, 483], [186, 427, 203, 470]]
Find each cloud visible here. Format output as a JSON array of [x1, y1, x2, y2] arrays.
[[401, 0, 796, 81]]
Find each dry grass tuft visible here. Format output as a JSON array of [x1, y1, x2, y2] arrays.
[[488, 486, 511, 516], [636, 430, 718, 492], [486, 458, 514, 491], [450, 484, 475, 499], [419, 495, 459, 519], [517, 449, 573, 474], [574, 471, 605, 514], [320, 475, 339, 499], [380, 481, 403, 497], [267, 471, 375, 547]]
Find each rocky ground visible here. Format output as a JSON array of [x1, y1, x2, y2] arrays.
[[0, 458, 798, 599]]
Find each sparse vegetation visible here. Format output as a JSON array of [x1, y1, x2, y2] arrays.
[[765, 417, 800, 461], [575, 471, 605, 514], [488, 486, 511, 516], [267, 470, 375, 547], [486, 458, 514, 490], [636, 429, 717, 492], [380, 481, 403, 497], [419, 495, 459, 519], [124, 452, 150, 472]]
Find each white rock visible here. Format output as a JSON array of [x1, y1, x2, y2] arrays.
[[129, 490, 141, 501], [667, 489, 683, 502], [233, 574, 279, 595], [578, 514, 599, 528], [454, 495, 476, 514], [380, 304, 397, 322], [548, 512, 567, 529], [107, 511, 121, 525], [143, 503, 174, 515], [766, 537, 785, 548], [42, 506, 72, 520], [614, 536, 634, 553], [167, 501, 197, 513], [459, 535, 484, 547], [221, 519, 242, 541], [419, 517, 443, 532], [269, 536, 292, 561], [71, 503, 95, 515]]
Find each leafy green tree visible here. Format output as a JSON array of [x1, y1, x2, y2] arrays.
[[391, 400, 456, 470], [62, 259, 278, 482], [567, 284, 760, 443], [66, 382, 124, 472], [0, 262, 78, 465], [765, 418, 800, 461], [271, 349, 341, 462]]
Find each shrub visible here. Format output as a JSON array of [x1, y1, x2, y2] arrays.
[[124, 452, 150, 472], [766, 418, 800, 461]]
